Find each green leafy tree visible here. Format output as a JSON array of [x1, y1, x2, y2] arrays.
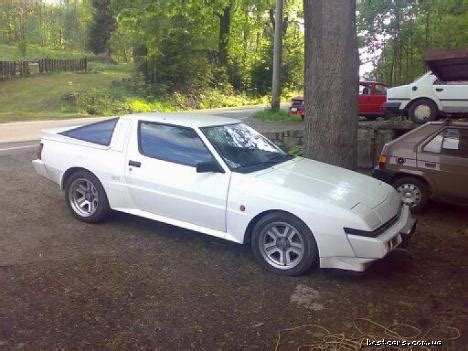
[[88, 0, 116, 60]]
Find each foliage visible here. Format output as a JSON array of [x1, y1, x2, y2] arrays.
[[288, 145, 304, 156], [358, 0, 468, 85], [0, 43, 84, 61], [0, 0, 91, 55], [252, 108, 298, 122], [112, 0, 305, 96]]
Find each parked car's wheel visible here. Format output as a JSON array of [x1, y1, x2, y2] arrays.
[[408, 99, 438, 124], [393, 176, 429, 212], [251, 212, 318, 276], [65, 170, 110, 223]]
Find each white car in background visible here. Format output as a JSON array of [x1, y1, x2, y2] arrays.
[[384, 71, 468, 124], [33, 113, 416, 275]]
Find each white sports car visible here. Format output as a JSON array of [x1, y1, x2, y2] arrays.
[[33, 113, 416, 275]]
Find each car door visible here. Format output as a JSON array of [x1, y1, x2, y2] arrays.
[[371, 83, 387, 115], [433, 80, 468, 114], [124, 120, 231, 232], [417, 127, 468, 199], [358, 83, 372, 115]]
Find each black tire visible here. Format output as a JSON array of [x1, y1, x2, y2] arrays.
[[251, 212, 318, 276], [408, 99, 438, 124], [365, 115, 378, 121], [392, 176, 429, 213], [64, 170, 110, 223]]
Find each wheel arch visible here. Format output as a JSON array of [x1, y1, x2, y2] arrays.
[[243, 209, 316, 245], [391, 172, 433, 198], [405, 97, 441, 115], [61, 167, 95, 190]]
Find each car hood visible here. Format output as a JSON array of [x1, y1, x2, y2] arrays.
[[255, 157, 390, 210]]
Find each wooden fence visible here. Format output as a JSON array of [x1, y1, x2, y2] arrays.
[[0, 57, 87, 80]]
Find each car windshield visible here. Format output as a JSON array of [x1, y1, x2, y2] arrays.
[[201, 123, 293, 173]]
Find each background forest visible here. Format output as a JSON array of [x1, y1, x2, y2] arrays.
[[0, 0, 467, 120]]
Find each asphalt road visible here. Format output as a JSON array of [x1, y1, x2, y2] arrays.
[[0, 104, 289, 145], [0, 108, 467, 349]]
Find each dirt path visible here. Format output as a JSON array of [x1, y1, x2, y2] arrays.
[[0, 148, 467, 350]]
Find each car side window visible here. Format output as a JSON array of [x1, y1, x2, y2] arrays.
[[374, 84, 387, 95], [433, 79, 446, 85], [61, 118, 118, 146], [359, 84, 370, 95], [139, 122, 214, 166], [423, 128, 468, 157]]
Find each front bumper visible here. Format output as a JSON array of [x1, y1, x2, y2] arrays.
[[320, 205, 416, 272], [383, 101, 402, 114]]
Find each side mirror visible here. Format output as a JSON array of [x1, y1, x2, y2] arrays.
[[196, 160, 224, 173]]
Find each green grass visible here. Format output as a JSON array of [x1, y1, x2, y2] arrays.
[[0, 67, 130, 123], [252, 108, 300, 122], [0, 43, 302, 123], [0, 43, 85, 61]]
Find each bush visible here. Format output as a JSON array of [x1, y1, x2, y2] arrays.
[[61, 89, 130, 115]]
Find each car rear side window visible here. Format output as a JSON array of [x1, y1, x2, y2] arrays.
[[61, 118, 118, 146], [423, 128, 468, 157], [374, 84, 387, 95], [138, 122, 213, 167]]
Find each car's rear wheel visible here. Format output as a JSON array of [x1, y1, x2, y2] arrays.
[[65, 170, 110, 223], [393, 176, 429, 212], [251, 212, 318, 276], [408, 99, 438, 124]]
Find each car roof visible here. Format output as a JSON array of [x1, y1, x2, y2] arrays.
[[360, 80, 387, 85], [121, 112, 241, 128]]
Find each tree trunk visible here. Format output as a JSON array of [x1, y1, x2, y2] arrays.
[[303, 0, 359, 170], [271, 0, 284, 112], [218, 3, 232, 66]]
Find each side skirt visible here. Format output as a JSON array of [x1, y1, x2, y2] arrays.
[[112, 207, 243, 244]]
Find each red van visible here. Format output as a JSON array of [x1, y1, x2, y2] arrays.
[[289, 81, 389, 120]]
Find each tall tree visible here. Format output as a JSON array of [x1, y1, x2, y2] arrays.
[[88, 0, 115, 61], [271, 0, 284, 111], [303, 0, 359, 169], [218, 1, 232, 66]]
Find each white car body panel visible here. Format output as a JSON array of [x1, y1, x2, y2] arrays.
[[387, 71, 468, 113], [33, 113, 415, 272]]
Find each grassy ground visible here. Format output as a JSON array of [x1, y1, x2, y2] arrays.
[[252, 108, 300, 122], [0, 66, 130, 123], [0, 43, 85, 61], [0, 43, 301, 123]]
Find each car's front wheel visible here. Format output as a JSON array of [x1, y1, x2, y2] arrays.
[[65, 170, 110, 223], [408, 99, 438, 124], [251, 212, 318, 276]]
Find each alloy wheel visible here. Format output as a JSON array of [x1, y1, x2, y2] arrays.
[[259, 222, 305, 270], [68, 178, 99, 217]]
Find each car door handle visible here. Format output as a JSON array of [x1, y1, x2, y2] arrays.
[[424, 162, 436, 168], [435, 88, 444, 92], [129, 160, 141, 168]]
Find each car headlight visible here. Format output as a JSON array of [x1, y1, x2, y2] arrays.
[[344, 204, 402, 238]]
